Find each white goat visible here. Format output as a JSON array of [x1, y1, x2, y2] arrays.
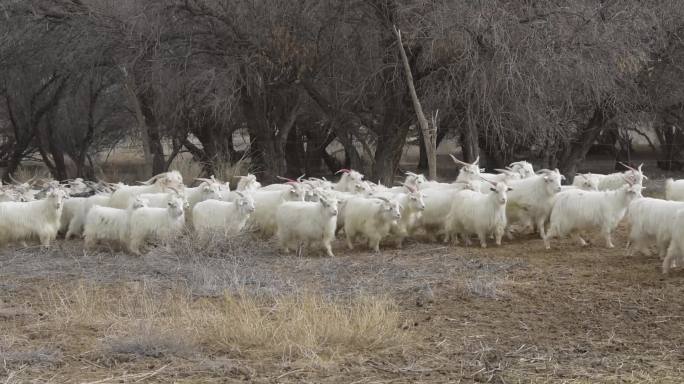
[[236, 173, 261, 191], [83, 198, 146, 250], [186, 177, 223, 208], [250, 186, 307, 236], [374, 186, 425, 247], [544, 181, 642, 249], [506, 169, 564, 239], [423, 155, 482, 190], [108, 171, 184, 209], [596, 163, 647, 191], [566, 173, 600, 192], [137, 187, 189, 212], [128, 195, 186, 255], [383, 172, 427, 194], [344, 196, 401, 252], [445, 182, 510, 248], [414, 182, 479, 240], [276, 196, 339, 257], [662, 209, 684, 274], [508, 161, 535, 178], [62, 194, 111, 239], [626, 197, 684, 257], [665, 178, 684, 201], [0, 189, 22, 202], [479, 169, 521, 193], [183, 180, 222, 225], [333, 169, 365, 192], [0, 188, 67, 247], [192, 192, 256, 238]]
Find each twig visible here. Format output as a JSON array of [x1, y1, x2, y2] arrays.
[[276, 368, 304, 380], [79, 364, 169, 384]]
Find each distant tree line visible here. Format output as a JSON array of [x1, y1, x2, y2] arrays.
[[1, 0, 683, 183]]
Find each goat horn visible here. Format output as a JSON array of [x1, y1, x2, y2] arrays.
[[403, 183, 416, 193], [138, 173, 163, 185], [277, 176, 299, 183], [622, 175, 635, 186], [618, 162, 637, 172], [480, 176, 497, 187], [167, 186, 182, 195], [449, 154, 467, 166], [8, 174, 21, 185], [335, 169, 351, 174], [494, 168, 514, 175]]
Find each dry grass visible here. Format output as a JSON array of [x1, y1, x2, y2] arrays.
[[188, 293, 406, 364], [13, 164, 51, 182], [42, 280, 407, 368]]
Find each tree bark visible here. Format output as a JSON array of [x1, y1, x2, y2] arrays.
[[559, 106, 614, 180], [418, 128, 448, 171], [460, 122, 480, 164], [121, 68, 154, 177], [300, 79, 365, 172], [393, 25, 437, 180]]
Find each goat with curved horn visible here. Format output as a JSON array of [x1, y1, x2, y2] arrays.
[[276, 176, 299, 183], [8, 174, 22, 185], [138, 173, 164, 185], [449, 154, 468, 166]]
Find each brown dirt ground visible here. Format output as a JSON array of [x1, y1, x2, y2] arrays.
[[2, 220, 684, 383]]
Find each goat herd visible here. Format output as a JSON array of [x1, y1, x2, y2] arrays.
[[1, 156, 684, 274]]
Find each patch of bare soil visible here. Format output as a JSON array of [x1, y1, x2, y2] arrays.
[[1, 224, 684, 383]]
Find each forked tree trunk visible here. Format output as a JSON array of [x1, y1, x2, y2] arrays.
[[560, 106, 614, 180], [393, 26, 437, 180]]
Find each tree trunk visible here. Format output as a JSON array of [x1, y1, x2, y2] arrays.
[[460, 123, 480, 164], [241, 91, 284, 183], [373, 129, 408, 185], [285, 126, 304, 177], [559, 106, 613, 180], [393, 26, 437, 180], [300, 79, 366, 173], [418, 128, 448, 171], [303, 126, 333, 177], [121, 69, 154, 178]]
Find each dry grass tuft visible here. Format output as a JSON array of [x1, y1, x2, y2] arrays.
[[453, 273, 506, 300], [100, 322, 196, 361], [42, 281, 407, 367], [188, 293, 406, 364], [13, 164, 51, 182]]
